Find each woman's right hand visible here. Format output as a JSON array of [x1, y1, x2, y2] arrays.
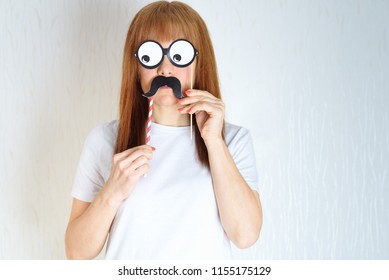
[[103, 145, 154, 204]]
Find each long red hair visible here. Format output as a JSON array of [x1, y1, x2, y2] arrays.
[[115, 1, 224, 167]]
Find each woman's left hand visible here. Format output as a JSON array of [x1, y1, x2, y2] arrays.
[[178, 89, 225, 143]]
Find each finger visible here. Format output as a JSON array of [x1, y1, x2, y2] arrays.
[[125, 148, 153, 165], [185, 89, 217, 99], [115, 147, 153, 170], [113, 145, 153, 163], [128, 155, 149, 172], [113, 148, 133, 163], [178, 95, 219, 106], [133, 163, 150, 177], [180, 102, 224, 115]]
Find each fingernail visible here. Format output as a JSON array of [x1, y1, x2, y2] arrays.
[[151, 146, 156, 151], [185, 90, 191, 95], [178, 107, 184, 111]]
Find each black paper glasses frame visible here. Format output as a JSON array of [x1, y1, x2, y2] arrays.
[[135, 39, 199, 69]]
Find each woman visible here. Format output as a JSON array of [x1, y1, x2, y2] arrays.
[[66, 0, 262, 259]]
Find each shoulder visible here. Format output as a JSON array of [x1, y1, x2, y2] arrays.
[[85, 120, 118, 145], [224, 122, 251, 145], [83, 120, 118, 156], [71, 121, 118, 201], [224, 122, 259, 192]]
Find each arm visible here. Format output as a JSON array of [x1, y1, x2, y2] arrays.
[[65, 145, 154, 259], [65, 192, 120, 259], [179, 90, 263, 248], [205, 138, 262, 248]]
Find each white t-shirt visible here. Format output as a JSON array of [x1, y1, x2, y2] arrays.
[[71, 120, 259, 259]]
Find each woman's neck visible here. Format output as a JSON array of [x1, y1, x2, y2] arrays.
[[152, 104, 190, 127]]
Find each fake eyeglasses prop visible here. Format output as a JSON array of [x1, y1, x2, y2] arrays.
[[134, 39, 199, 69]]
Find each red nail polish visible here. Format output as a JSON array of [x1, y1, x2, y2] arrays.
[[185, 90, 191, 95], [151, 146, 156, 151], [178, 107, 184, 111]]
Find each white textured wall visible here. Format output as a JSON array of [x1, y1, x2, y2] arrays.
[[0, 0, 388, 259]]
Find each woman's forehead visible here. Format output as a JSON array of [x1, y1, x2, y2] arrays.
[[138, 35, 194, 49], [139, 21, 191, 42], [143, 32, 187, 43]]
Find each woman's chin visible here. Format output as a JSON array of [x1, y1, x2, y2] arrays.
[[154, 90, 180, 106]]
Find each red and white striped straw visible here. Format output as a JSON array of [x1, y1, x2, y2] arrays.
[[146, 97, 153, 145]]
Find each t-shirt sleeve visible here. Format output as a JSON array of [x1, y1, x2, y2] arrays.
[[71, 126, 105, 202], [227, 126, 259, 194]]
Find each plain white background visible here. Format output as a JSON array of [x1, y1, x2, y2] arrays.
[[0, 0, 388, 259]]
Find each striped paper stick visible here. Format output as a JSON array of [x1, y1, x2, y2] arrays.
[[146, 97, 153, 145]]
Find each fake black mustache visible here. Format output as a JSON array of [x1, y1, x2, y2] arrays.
[[142, 76, 184, 99]]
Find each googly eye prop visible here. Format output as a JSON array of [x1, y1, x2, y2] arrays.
[[135, 39, 199, 69]]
